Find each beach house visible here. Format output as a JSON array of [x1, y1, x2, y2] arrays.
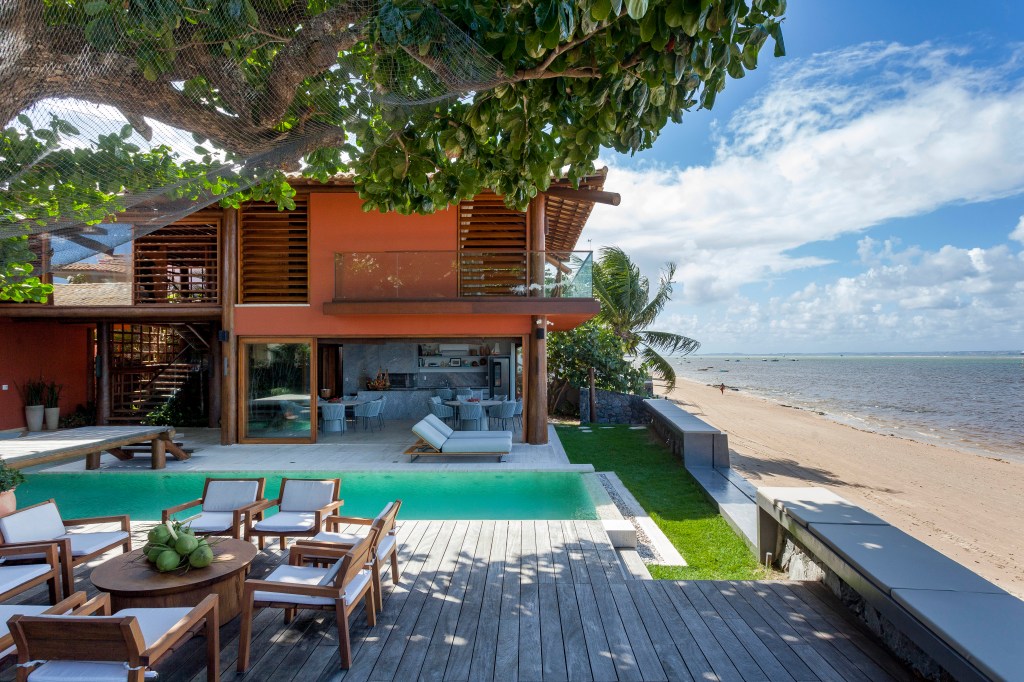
[[0, 174, 614, 446]]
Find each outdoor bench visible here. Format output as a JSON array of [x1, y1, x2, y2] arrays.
[[643, 398, 729, 468], [757, 486, 1024, 682]]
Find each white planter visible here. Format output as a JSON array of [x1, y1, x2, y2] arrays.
[[44, 407, 60, 431], [24, 405, 44, 432]]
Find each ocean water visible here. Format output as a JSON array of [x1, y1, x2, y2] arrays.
[[670, 354, 1024, 461]]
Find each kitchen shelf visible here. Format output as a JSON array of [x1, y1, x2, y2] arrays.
[[419, 366, 487, 373]]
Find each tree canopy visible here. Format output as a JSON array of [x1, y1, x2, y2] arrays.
[[1, 0, 786, 300], [593, 246, 699, 387]]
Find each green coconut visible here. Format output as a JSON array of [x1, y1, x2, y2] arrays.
[[189, 545, 214, 569], [148, 525, 171, 545], [174, 534, 199, 555], [145, 544, 169, 563], [156, 549, 182, 572]]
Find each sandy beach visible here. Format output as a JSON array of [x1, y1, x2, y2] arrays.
[[661, 378, 1024, 597]]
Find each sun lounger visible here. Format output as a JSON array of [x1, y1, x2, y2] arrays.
[[422, 414, 512, 439], [405, 418, 512, 462]]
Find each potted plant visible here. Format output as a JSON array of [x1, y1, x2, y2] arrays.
[[44, 381, 63, 431], [18, 378, 46, 432], [0, 460, 26, 516]]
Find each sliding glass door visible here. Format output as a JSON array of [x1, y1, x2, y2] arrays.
[[240, 338, 316, 443]]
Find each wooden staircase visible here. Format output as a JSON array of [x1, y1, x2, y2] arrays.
[[108, 324, 209, 423]]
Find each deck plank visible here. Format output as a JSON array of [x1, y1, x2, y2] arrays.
[[3, 519, 914, 682]]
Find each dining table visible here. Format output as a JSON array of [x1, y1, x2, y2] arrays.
[[444, 399, 503, 430]]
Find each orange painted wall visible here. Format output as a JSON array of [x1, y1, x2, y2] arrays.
[[233, 192, 535, 337], [0, 319, 91, 430]]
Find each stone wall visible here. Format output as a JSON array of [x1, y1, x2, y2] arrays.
[[579, 388, 651, 425]]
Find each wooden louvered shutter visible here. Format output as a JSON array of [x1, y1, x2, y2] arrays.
[[133, 221, 219, 304], [458, 194, 528, 297], [238, 196, 309, 303]]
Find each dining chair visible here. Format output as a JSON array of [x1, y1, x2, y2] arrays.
[[458, 402, 484, 431], [436, 388, 453, 400], [487, 400, 516, 431], [237, 532, 378, 672], [161, 477, 267, 539]]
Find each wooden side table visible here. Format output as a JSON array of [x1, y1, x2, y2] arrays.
[[90, 538, 257, 626]]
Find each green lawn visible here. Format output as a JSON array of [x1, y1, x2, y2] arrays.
[[556, 424, 766, 581]]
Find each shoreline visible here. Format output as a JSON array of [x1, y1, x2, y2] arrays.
[[659, 377, 1024, 597]]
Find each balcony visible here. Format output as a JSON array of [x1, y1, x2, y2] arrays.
[[324, 250, 600, 323]]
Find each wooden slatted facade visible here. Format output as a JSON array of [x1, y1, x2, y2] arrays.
[[238, 196, 309, 304], [458, 194, 528, 297], [133, 221, 219, 304]]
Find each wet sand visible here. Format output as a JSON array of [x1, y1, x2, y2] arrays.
[[661, 378, 1024, 596]]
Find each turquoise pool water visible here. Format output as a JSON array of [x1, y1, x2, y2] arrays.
[[16, 471, 597, 521]]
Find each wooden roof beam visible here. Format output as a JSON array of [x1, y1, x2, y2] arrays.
[[544, 187, 621, 205]]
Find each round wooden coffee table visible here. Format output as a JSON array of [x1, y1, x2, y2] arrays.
[[91, 538, 257, 626]]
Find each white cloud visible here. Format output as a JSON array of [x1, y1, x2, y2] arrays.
[[582, 42, 1024, 350], [1012, 215, 1024, 243]]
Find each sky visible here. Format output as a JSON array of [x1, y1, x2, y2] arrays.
[[581, 1, 1024, 354]]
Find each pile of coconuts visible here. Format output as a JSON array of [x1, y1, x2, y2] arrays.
[[143, 520, 215, 572]]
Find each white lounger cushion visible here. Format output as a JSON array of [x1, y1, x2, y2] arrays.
[[808, 523, 1006, 594], [252, 512, 316, 533], [202, 480, 260, 512], [891, 588, 1024, 682], [253, 565, 372, 606], [448, 430, 513, 440], [757, 487, 887, 526], [184, 511, 234, 534], [441, 436, 511, 454], [423, 414, 455, 437], [280, 480, 336, 512], [411, 421, 448, 451], [0, 564, 52, 596], [25, 608, 190, 681], [0, 503, 66, 542]]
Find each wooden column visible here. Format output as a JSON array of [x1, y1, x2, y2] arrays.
[[525, 195, 548, 444], [220, 209, 238, 445], [526, 316, 548, 444], [208, 323, 222, 429], [96, 321, 111, 425]]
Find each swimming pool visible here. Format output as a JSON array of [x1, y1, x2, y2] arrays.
[[16, 471, 598, 521]]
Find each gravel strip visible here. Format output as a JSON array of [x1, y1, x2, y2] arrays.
[[598, 473, 664, 564]]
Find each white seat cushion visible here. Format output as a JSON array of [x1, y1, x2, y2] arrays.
[[423, 414, 454, 437], [376, 534, 397, 562], [28, 661, 158, 680], [0, 604, 49, 638], [113, 608, 193, 648], [185, 511, 234, 534], [448, 430, 513, 439], [252, 512, 316, 533], [310, 531, 365, 545], [254, 565, 371, 607], [0, 564, 52, 596], [0, 503, 66, 543], [202, 480, 260, 512], [280, 480, 337, 513], [61, 531, 129, 558]]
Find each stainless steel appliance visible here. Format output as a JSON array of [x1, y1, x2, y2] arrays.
[[487, 356, 514, 400]]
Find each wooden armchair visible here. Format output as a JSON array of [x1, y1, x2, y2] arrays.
[[0, 541, 64, 604], [0, 499, 131, 597], [162, 477, 267, 539], [9, 592, 219, 682], [0, 591, 96, 670], [246, 478, 343, 550], [294, 500, 403, 613], [237, 532, 378, 672]]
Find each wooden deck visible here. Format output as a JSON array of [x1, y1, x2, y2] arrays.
[[3, 520, 911, 681]]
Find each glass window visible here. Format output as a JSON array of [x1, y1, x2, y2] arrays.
[[243, 341, 313, 441]]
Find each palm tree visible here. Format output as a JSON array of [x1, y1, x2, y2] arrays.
[[592, 246, 699, 388]]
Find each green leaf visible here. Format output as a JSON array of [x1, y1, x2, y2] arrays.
[[624, 0, 649, 20], [649, 85, 666, 106], [770, 23, 786, 57], [16, 114, 31, 128], [120, 124, 133, 139], [639, 9, 657, 41], [591, 0, 612, 21], [83, 0, 107, 16], [665, 1, 685, 27], [557, 1, 576, 41]]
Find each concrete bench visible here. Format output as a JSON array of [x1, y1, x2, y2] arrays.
[[757, 486, 1024, 682], [643, 399, 729, 468]]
